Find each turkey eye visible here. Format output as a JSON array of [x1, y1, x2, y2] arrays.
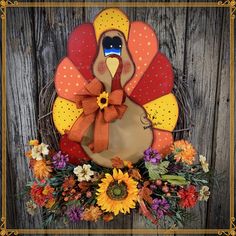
[[113, 36, 122, 49], [102, 36, 122, 57], [102, 37, 113, 49]]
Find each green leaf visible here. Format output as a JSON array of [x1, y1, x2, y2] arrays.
[[145, 161, 169, 180], [161, 175, 189, 186]]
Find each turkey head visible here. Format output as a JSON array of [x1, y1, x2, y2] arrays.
[[93, 30, 135, 92]]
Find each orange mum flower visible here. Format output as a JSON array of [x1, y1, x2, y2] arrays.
[[33, 160, 52, 180], [62, 176, 76, 191], [82, 206, 102, 222], [171, 140, 196, 165]]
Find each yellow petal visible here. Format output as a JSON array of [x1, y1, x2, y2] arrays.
[[93, 8, 129, 41], [144, 93, 178, 131], [53, 97, 83, 135]]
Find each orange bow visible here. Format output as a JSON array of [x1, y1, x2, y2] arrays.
[[68, 79, 127, 153]]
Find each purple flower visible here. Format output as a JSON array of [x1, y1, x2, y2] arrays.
[[67, 207, 83, 223], [144, 147, 162, 164], [151, 198, 170, 219], [52, 151, 69, 169]]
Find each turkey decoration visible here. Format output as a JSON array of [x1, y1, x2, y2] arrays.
[[52, 8, 179, 168]]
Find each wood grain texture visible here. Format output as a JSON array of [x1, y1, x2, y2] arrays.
[[206, 9, 230, 229], [32, 5, 91, 233], [2, 0, 231, 234], [6, 8, 44, 229], [178, 6, 226, 233]]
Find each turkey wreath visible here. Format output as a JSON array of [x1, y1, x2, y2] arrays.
[[23, 8, 212, 228]]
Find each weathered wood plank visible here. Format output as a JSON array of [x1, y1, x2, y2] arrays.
[[206, 9, 230, 229], [179, 6, 226, 233], [3, 2, 232, 233], [6, 7, 44, 228], [32, 6, 90, 232]]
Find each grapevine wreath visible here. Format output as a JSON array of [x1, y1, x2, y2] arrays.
[[24, 8, 211, 228]]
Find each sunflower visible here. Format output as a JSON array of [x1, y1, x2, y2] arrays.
[[97, 91, 109, 110], [97, 169, 138, 216], [33, 160, 52, 179]]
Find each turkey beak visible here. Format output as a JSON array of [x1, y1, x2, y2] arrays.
[[106, 57, 119, 78]]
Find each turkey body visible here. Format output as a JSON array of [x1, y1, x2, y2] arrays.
[[81, 96, 153, 168]]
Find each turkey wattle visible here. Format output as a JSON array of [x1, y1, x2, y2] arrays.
[[52, 8, 179, 167]]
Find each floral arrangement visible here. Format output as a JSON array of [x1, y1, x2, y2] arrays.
[[24, 139, 211, 228]]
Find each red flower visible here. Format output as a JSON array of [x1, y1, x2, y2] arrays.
[[30, 182, 54, 207], [178, 185, 198, 208]]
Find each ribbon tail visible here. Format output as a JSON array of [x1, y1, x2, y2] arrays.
[[68, 113, 95, 142], [139, 199, 158, 225], [90, 110, 109, 153]]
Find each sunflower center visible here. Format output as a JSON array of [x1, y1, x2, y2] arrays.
[[106, 181, 128, 200], [113, 187, 122, 196], [100, 98, 107, 104], [97, 91, 109, 110]]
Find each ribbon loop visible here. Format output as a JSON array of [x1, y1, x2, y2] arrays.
[[109, 89, 124, 105], [116, 104, 128, 119], [68, 79, 127, 153], [81, 97, 99, 115], [104, 106, 119, 122], [86, 79, 103, 96]]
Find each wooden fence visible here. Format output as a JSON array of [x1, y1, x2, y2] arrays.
[[2, 0, 231, 235]]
